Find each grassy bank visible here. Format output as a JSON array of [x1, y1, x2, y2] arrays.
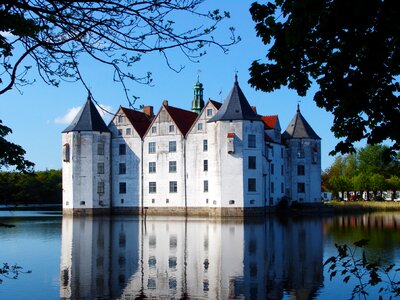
[[327, 200, 400, 213]]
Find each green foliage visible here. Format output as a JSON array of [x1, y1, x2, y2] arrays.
[[0, 169, 61, 204], [325, 240, 400, 299], [323, 144, 400, 198], [0, 120, 34, 173], [249, 0, 400, 155]]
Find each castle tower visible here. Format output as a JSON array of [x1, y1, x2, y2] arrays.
[[282, 104, 321, 203], [208, 75, 265, 214], [62, 95, 111, 215], [191, 77, 204, 114]]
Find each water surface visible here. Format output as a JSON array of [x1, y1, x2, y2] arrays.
[[1, 211, 399, 299]]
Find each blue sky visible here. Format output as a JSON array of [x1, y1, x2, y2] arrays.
[[0, 1, 348, 171]]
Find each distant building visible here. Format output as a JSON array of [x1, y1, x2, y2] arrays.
[[62, 76, 321, 216]]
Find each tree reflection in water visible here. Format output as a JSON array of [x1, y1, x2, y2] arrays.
[[60, 216, 324, 299]]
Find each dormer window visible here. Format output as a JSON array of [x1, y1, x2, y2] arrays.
[[197, 123, 203, 131], [169, 125, 175, 133], [118, 115, 123, 124], [206, 109, 213, 117]]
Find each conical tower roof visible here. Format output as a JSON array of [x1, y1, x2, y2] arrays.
[[282, 105, 320, 140], [208, 75, 260, 122], [62, 95, 110, 133]]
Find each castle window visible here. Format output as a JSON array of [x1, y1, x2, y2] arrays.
[[298, 182, 305, 193], [248, 178, 256, 192], [169, 181, 177, 193], [281, 182, 284, 193], [126, 128, 131, 135], [149, 182, 157, 193], [204, 180, 208, 192], [229, 200, 235, 205], [271, 182, 274, 194], [62, 143, 70, 162], [281, 165, 284, 175], [248, 134, 256, 148], [169, 124, 175, 133], [97, 143, 104, 155], [207, 108, 213, 116], [149, 162, 156, 173], [203, 139, 208, 151], [169, 141, 176, 152], [312, 149, 318, 164], [119, 182, 126, 194], [151, 126, 157, 134], [198, 123, 203, 131], [297, 165, 305, 176], [148, 142, 156, 153], [271, 163, 274, 175], [119, 144, 126, 155], [97, 162, 104, 174], [281, 148, 284, 158], [118, 115, 123, 123], [169, 161, 176, 173], [203, 160, 208, 171], [119, 163, 126, 175], [248, 156, 256, 169], [97, 182, 104, 194]]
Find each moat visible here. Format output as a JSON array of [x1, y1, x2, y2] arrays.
[[1, 211, 399, 299]]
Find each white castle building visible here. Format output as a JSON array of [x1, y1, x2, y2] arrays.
[[62, 76, 321, 216]]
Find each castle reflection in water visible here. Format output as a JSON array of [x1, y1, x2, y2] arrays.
[[60, 216, 323, 299]]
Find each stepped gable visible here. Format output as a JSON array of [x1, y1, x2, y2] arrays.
[[120, 107, 152, 138], [282, 105, 320, 140], [164, 104, 198, 136], [262, 115, 278, 129], [63, 96, 110, 133], [208, 76, 261, 122]]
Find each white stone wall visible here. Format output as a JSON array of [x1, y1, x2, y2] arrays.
[[265, 143, 286, 206], [62, 131, 111, 210], [109, 110, 143, 208], [186, 101, 219, 208], [242, 121, 265, 208], [142, 107, 186, 208], [285, 139, 321, 202]]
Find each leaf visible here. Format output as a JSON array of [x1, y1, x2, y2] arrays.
[[343, 275, 351, 283], [354, 239, 369, 248]]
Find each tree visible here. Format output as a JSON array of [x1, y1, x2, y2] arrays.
[[249, 0, 400, 155], [0, 1, 237, 101], [0, 1, 238, 170], [0, 120, 33, 172], [352, 173, 371, 200]]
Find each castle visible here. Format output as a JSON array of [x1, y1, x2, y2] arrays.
[[62, 76, 321, 216]]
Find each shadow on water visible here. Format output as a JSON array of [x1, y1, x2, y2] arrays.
[[60, 215, 325, 300]]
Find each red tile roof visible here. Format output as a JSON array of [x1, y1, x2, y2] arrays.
[[261, 115, 278, 129], [164, 105, 198, 136], [121, 107, 152, 138]]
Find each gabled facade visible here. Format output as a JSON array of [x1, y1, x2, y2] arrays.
[[62, 79, 322, 216]]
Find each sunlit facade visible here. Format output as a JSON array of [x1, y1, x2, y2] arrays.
[[62, 77, 321, 216]]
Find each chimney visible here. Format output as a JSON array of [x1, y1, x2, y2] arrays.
[[142, 106, 154, 118], [162, 100, 168, 107]]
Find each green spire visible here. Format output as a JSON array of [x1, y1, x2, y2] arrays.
[[191, 76, 204, 114]]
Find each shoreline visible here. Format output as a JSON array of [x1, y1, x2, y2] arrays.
[[1, 201, 400, 216]]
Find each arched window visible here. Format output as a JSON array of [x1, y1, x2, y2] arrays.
[[63, 143, 70, 162]]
